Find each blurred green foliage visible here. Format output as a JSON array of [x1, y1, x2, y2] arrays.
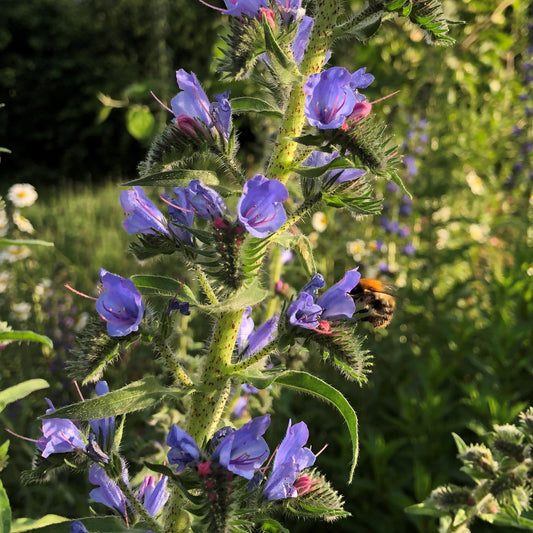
[[0, 0, 532, 532]]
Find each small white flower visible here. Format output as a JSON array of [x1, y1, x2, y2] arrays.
[[7, 183, 38, 208], [11, 302, 31, 322], [465, 171, 484, 195], [34, 278, 52, 298], [346, 239, 366, 261], [311, 211, 328, 233], [436, 228, 450, 249], [12, 211, 35, 234], [0, 245, 31, 263], [0, 210, 9, 237], [0, 271, 9, 293], [73, 312, 89, 332], [469, 223, 489, 243], [308, 231, 319, 248], [432, 206, 452, 223]]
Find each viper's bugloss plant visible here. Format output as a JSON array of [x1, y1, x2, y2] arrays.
[[12, 1, 477, 532]]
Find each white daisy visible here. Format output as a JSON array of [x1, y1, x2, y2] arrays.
[[13, 211, 35, 234], [0, 245, 31, 263], [7, 183, 38, 208], [0, 271, 9, 293], [465, 171, 484, 195], [11, 302, 31, 322], [311, 211, 328, 233], [0, 209, 8, 237]]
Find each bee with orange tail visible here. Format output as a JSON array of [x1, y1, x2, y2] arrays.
[[350, 278, 396, 328]]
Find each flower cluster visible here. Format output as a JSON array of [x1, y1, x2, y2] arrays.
[[287, 269, 361, 332], [121, 176, 288, 245], [166, 414, 317, 502]]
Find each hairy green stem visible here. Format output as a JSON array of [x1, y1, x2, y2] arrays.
[[158, 342, 194, 388], [266, 0, 341, 183], [264, 246, 283, 320], [194, 264, 219, 305], [185, 309, 244, 444]]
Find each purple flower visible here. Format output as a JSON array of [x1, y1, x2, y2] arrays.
[[350, 67, 375, 102], [241, 315, 279, 358], [276, 0, 305, 23], [402, 242, 415, 256], [403, 155, 418, 177], [237, 175, 288, 238], [301, 273, 325, 299], [263, 420, 315, 501], [292, 16, 313, 64], [95, 269, 144, 337], [70, 521, 89, 533], [221, 0, 267, 17], [183, 180, 228, 220], [120, 186, 169, 236], [89, 463, 129, 515], [316, 268, 361, 320], [166, 425, 201, 472], [303, 67, 357, 129], [37, 399, 85, 458], [212, 414, 270, 479], [89, 381, 115, 450], [237, 306, 255, 352], [287, 292, 322, 330], [164, 188, 194, 244], [171, 70, 231, 140], [138, 475, 169, 516]]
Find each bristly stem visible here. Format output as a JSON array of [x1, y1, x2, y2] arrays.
[[194, 264, 220, 305], [157, 341, 194, 388], [266, 0, 341, 183], [185, 309, 244, 445]]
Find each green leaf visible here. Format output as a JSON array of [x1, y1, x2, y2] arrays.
[[0, 331, 53, 349], [262, 18, 295, 74], [0, 238, 54, 247], [292, 157, 355, 179], [196, 279, 268, 314], [259, 518, 290, 533], [241, 370, 359, 483], [387, 170, 411, 198], [230, 97, 283, 119], [0, 479, 11, 533], [451, 432, 469, 455], [131, 275, 198, 304], [41, 377, 173, 420], [122, 169, 219, 188], [480, 513, 533, 529], [404, 502, 447, 518], [0, 379, 49, 413], [126, 104, 155, 141], [336, 13, 382, 41], [12, 516, 151, 533]]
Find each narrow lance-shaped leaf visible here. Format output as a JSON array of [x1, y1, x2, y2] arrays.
[[0, 379, 49, 413], [0, 331, 53, 349], [239, 370, 359, 483], [131, 275, 198, 303], [230, 97, 283, 119], [40, 377, 174, 420], [122, 169, 219, 188]]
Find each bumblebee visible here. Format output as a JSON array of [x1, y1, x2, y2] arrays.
[[350, 278, 396, 328]]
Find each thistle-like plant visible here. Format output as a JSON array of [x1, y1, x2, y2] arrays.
[[12, 1, 459, 532]]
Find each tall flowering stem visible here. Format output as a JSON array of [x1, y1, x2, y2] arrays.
[[185, 309, 244, 444], [266, 0, 341, 183]]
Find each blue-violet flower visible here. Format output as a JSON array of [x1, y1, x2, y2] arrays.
[[95, 269, 144, 337], [237, 175, 288, 238], [120, 186, 169, 236]]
